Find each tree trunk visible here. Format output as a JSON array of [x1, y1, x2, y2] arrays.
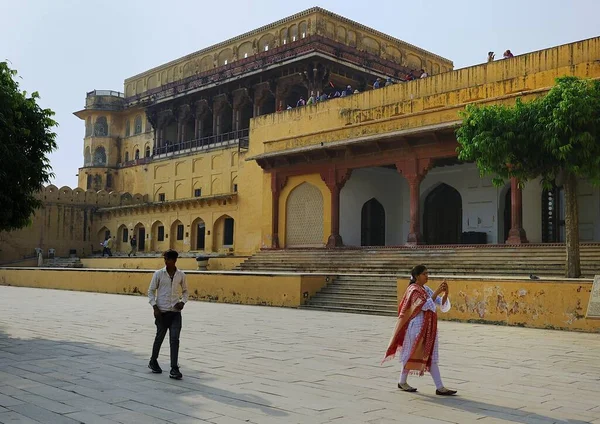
[[563, 172, 581, 278]]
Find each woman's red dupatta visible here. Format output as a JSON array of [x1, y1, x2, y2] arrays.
[[382, 283, 438, 376]]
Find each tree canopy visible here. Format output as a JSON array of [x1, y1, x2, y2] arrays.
[[456, 76, 600, 277], [0, 61, 57, 232]]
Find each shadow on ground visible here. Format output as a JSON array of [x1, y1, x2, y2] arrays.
[[419, 393, 590, 424], [0, 327, 288, 422]]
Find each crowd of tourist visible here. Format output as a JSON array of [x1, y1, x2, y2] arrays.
[[279, 67, 432, 111]]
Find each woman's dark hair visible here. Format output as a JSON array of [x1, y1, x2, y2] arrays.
[[409, 264, 427, 284]]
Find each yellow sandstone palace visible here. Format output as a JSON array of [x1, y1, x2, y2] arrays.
[[1, 7, 600, 262]]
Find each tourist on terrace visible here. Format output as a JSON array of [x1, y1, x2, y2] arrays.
[[503, 49, 514, 59], [487, 51, 495, 62], [373, 78, 382, 89], [319, 92, 328, 102], [296, 96, 306, 107], [385, 76, 394, 87], [102, 236, 113, 257], [128, 234, 137, 257], [307, 92, 316, 105], [148, 249, 188, 380], [383, 265, 457, 396], [420, 69, 428, 78]]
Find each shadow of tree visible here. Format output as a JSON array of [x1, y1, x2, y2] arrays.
[[0, 328, 288, 422]]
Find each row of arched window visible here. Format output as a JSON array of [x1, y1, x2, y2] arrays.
[[123, 146, 151, 163], [125, 115, 144, 137], [85, 115, 151, 138]]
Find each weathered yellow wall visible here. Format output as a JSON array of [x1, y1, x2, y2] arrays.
[[0, 268, 326, 307], [235, 152, 267, 253], [80, 256, 246, 271], [0, 188, 98, 263], [250, 37, 600, 157], [397, 277, 599, 332]]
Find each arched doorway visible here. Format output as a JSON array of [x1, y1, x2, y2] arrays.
[[151, 221, 167, 252], [361, 198, 385, 246], [170, 220, 185, 251], [285, 182, 324, 247], [213, 215, 235, 251], [423, 183, 462, 245], [134, 223, 146, 252], [191, 218, 206, 251], [117, 225, 129, 253]]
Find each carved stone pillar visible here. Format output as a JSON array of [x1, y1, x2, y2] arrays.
[[194, 99, 211, 139], [506, 177, 529, 244], [321, 167, 352, 248], [396, 158, 432, 244], [254, 81, 275, 116], [270, 172, 287, 249], [212, 94, 231, 136], [232, 88, 252, 132], [302, 62, 330, 97]]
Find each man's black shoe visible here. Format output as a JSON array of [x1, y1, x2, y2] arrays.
[[148, 359, 162, 374], [169, 367, 183, 380]]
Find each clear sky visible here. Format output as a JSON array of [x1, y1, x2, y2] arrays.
[[2, 0, 598, 188]]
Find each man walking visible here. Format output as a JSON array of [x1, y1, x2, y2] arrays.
[[148, 249, 188, 379]]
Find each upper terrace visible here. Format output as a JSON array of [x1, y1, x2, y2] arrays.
[[123, 7, 453, 100], [248, 36, 600, 167]]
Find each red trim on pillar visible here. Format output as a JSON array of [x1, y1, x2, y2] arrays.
[[270, 172, 287, 249], [321, 167, 352, 248], [506, 177, 529, 244], [396, 158, 432, 245]]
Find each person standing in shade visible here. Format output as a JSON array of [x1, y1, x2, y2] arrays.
[[383, 265, 457, 396], [128, 234, 137, 257], [148, 249, 188, 379]]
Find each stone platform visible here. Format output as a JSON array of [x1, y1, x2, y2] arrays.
[[0, 286, 599, 423]]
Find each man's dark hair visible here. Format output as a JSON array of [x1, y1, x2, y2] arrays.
[[163, 249, 179, 260]]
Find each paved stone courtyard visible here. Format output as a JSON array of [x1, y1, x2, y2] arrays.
[[0, 286, 599, 424]]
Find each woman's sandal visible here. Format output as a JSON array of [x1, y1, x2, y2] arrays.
[[435, 387, 457, 396], [398, 383, 417, 392]]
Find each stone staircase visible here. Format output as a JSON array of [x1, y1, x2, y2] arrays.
[[303, 275, 397, 316], [43, 257, 83, 268], [238, 244, 600, 277]]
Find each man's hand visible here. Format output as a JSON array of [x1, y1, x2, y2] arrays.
[[175, 302, 185, 311], [153, 306, 161, 319]]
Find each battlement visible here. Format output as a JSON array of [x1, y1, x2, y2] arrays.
[[38, 185, 149, 207]]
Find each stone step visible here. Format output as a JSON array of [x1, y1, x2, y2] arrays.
[[319, 290, 397, 298], [301, 304, 396, 316], [312, 294, 397, 303]]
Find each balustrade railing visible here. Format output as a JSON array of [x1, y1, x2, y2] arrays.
[[152, 128, 249, 156], [86, 90, 125, 98]]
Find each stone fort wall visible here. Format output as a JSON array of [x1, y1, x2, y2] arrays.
[[0, 185, 148, 263]]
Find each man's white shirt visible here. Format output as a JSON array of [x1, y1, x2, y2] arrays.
[[148, 267, 189, 312]]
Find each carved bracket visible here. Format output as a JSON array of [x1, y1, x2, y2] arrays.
[[320, 167, 352, 191], [270, 172, 288, 194], [395, 158, 432, 183]]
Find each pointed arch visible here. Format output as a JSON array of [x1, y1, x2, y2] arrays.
[[191, 217, 206, 250], [361, 198, 386, 246], [423, 183, 462, 245], [213, 214, 235, 251]]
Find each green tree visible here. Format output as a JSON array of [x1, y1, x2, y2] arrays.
[[0, 61, 57, 231], [457, 76, 600, 278]]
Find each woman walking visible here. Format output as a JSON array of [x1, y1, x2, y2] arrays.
[[383, 265, 457, 395]]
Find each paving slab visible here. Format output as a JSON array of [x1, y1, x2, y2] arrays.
[[0, 286, 599, 423]]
